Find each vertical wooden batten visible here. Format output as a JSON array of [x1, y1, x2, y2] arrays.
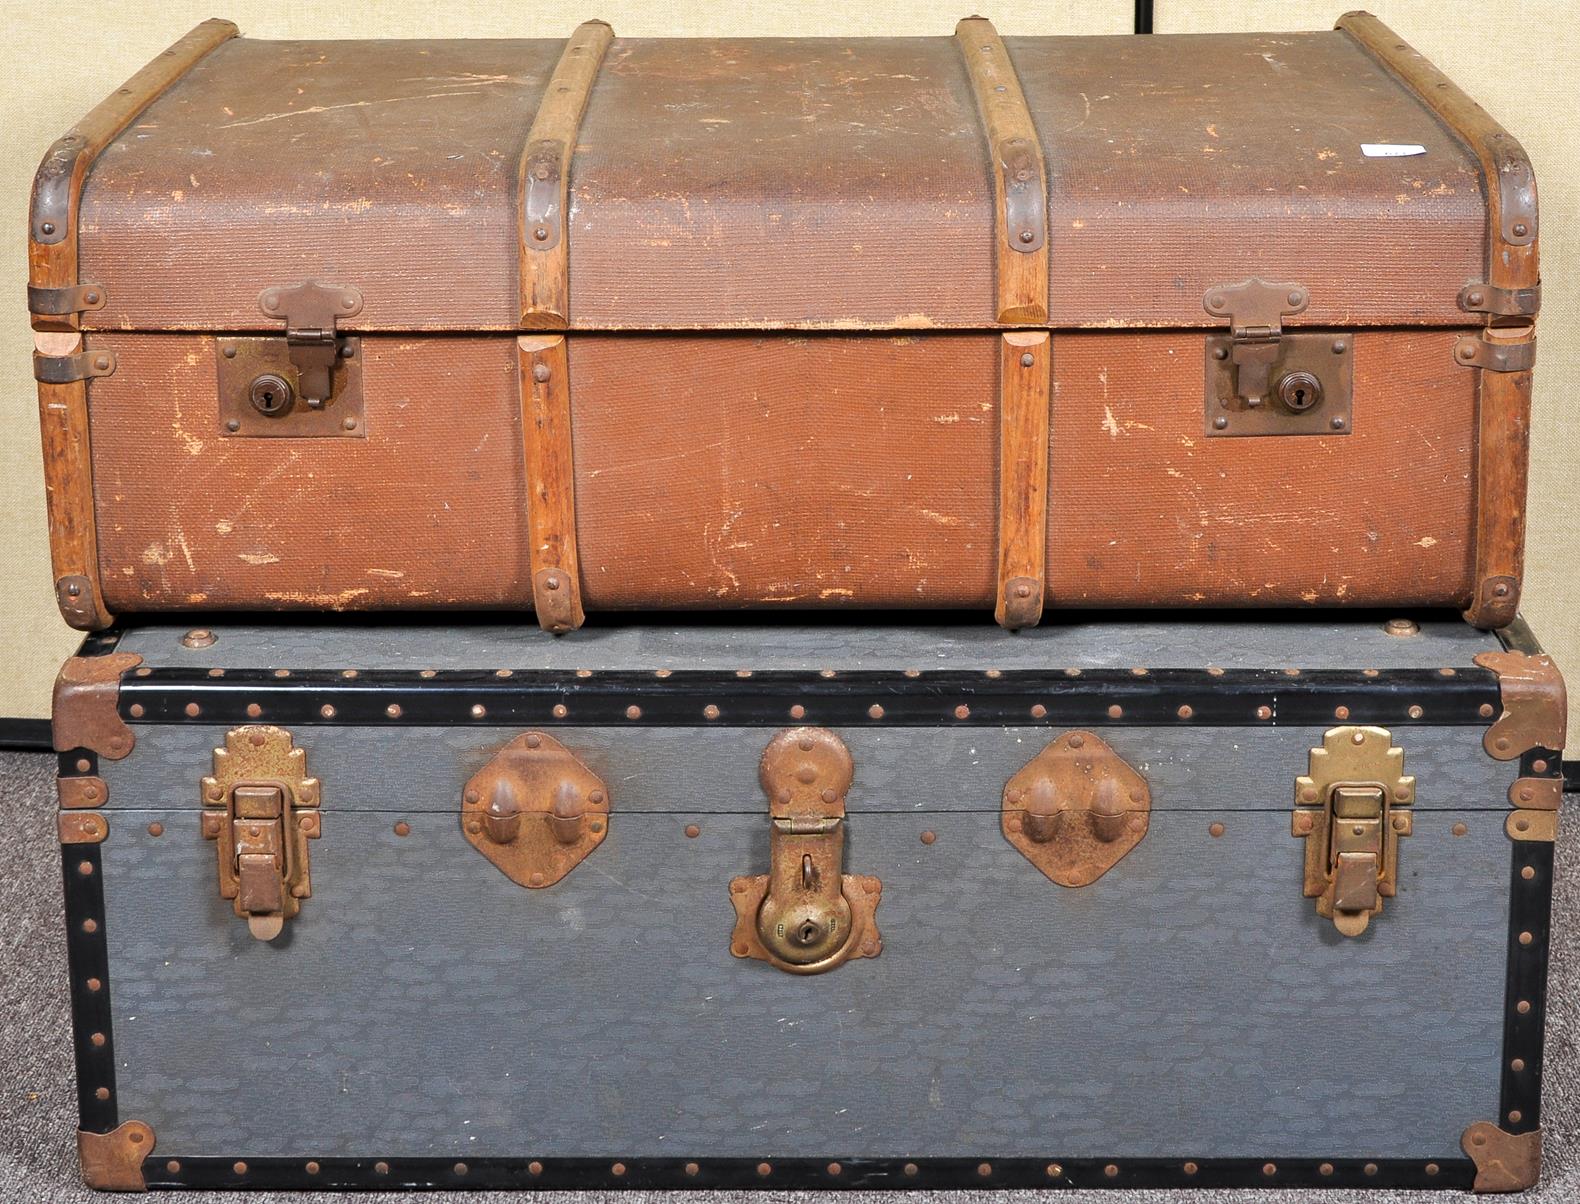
[[519, 20, 614, 329], [995, 332, 1052, 628], [955, 16, 1050, 325], [1338, 12, 1538, 630], [519, 336, 584, 633], [28, 18, 239, 631]]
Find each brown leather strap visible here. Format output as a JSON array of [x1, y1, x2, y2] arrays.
[[519, 335, 584, 632], [955, 16, 1049, 325], [519, 20, 614, 329], [30, 19, 237, 632], [996, 331, 1051, 629], [1338, 12, 1537, 629]]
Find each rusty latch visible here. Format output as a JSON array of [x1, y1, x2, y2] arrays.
[[257, 281, 363, 404], [1204, 278, 1310, 405], [729, 728, 882, 975], [1292, 726, 1414, 937], [201, 726, 320, 941]]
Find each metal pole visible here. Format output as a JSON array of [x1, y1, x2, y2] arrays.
[[1135, 0, 1154, 34]]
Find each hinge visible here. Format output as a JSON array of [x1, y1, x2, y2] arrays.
[[201, 726, 321, 941], [729, 728, 882, 975], [27, 282, 106, 318], [1455, 330, 1536, 372], [1459, 281, 1541, 317], [33, 348, 115, 384], [257, 280, 363, 403], [1292, 726, 1415, 937]]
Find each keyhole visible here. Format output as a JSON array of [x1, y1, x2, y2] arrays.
[[1276, 371, 1322, 413], [796, 918, 821, 945], [249, 373, 294, 416]]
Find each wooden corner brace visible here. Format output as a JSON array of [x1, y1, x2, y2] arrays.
[[956, 17, 1049, 325], [30, 19, 238, 632], [1337, 12, 1537, 630], [519, 336, 584, 632], [78, 1121, 155, 1191], [995, 332, 1051, 628], [519, 20, 614, 328]]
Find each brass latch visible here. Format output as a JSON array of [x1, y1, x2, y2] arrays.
[[460, 732, 609, 887], [1003, 730, 1150, 885], [201, 726, 320, 941], [1203, 278, 1353, 437], [729, 728, 882, 975], [1292, 726, 1414, 936]]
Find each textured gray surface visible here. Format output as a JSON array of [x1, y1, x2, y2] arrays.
[[115, 616, 1503, 673], [3, 745, 1579, 1200], [104, 808, 1503, 1160], [102, 723, 1513, 815]]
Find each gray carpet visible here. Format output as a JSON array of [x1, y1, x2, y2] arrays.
[[1, 745, 1575, 1202]]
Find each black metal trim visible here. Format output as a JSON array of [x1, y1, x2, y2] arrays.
[[118, 667, 1499, 729], [0, 717, 51, 750], [1498, 838, 1554, 1135], [142, 1154, 1472, 1192], [61, 842, 117, 1133], [1495, 615, 1543, 655]]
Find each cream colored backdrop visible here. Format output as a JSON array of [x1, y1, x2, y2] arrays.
[[0, 1, 1573, 745]]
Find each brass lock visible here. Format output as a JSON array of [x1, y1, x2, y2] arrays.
[[1002, 730, 1150, 885], [201, 726, 320, 941], [461, 732, 609, 887], [728, 728, 882, 975], [1292, 726, 1415, 936]]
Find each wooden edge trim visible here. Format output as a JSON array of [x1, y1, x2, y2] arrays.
[[955, 16, 1049, 324], [996, 332, 1050, 628], [30, 19, 238, 332], [519, 335, 584, 632], [519, 20, 614, 328], [1337, 14, 1538, 627], [37, 330, 112, 630], [1462, 1121, 1541, 1191], [1474, 650, 1567, 759], [53, 652, 142, 759], [78, 1121, 155, 1191], [1336, 11, 1537, 288]]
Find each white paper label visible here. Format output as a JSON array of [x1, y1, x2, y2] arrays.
[[1361, 143, 1427, 158]]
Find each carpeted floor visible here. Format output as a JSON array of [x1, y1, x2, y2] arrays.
[[2, 745, 1575, 1203]]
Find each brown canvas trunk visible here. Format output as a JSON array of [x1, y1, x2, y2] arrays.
[[30, 14, 1539, 633]]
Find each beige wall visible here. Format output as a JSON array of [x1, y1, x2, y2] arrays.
[[1, 1, 1573, 745]]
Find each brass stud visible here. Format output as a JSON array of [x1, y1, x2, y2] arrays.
[[684, 1162, 699, 1177], [1452, 822, 1468, 836], [95, 1086, 109, 1100], [166, 1160, 180, 1173], [756, 1162, 772, 1177], [394, 821, 410, 837], [1509, 1109, 1523, 1124], [386, 704, 402, 718], [83, 919, 98, 934], [147, 822, 163, 837], [78, 860, 93, 876], [129, 703, 145, 718], [305, 1161, 320, 1175], [1519, 930, 1533, 945], [90, 1032, 105, 1046], [827, 1162, 842, 1176], [529, 1161, 543, 1175], [1183, 1161, 1198, 1175], [703, 704, 719, 720], [789, 704, 807, 720], [374, 1161, 389, 1175], [1517, 999, 1531, 1014], [868, 704, 885, 719], [1364, 1162, 1378, 1176], [626, 705, 642, 720], [1334, 705, 1350, 720], [1263, 1163, 1277, 1177], [320, 704, 336, 719], [246, 703, 262, 718], [1104, 1163, 1119, 1178], [184, 702, 201, 718], [1107, 704, 1123, 719], [471, 704, 486, 719], [1177, 705, 1193, 719], [1030, 704, 1047, 718], [903, 1163, 919, 1177], [612, 1162, 626, 1177], [86, 978, 101, 992], [976, 1162, 992, 1178], [1256, 705, 1272, 720], [1319, 1163, 1334, 1176], [920, 830, 936, 845], [1426, 1162, 1440, 1176], [1512, 1057, 1526, 1072], [1209, 822, 1225, 838], [1522, 866, 1536, 881], [1408, 704, 1424, 719], [954, 704, 970, 720], [273, 668, 291, 678], [453, 1162, 467, 1176], [233, 1161, 248, 1176]]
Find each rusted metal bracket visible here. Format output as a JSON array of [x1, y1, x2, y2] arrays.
[[1474, 650, 1567, 760], [33, 348, 115, 384], [1462, 1121, 1541, 1192], [1002, 730, 1150, 886], [519, 335, 585, 632], [27, 282, 106, 318], [1459, 282, 1541, 318], [201, 726, 321, 941], [996, 332, 1050, 628], [1292, 726, 1415, 937], [730, 728, 882, 975], [956, 16, 1049, 323], [1455, 331, 1536, 373], [257, 281, 363, 404], [52, 653, 141, 760], [519, 20, 614, 327], [59, 776, 108, 809], [78, 1121, 155, 1192], [461, 732, 609, 887], [1510, 776, 1562, 811], [59, 812, 108, 845]]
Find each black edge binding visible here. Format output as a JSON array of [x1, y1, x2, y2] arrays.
[[118, 667, 1499, 729], [62, 842, 117, 1133]]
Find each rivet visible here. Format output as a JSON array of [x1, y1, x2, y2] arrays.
[[386, 704, 402, 718], [184, 702, 200, 717], [86, 977, 101, 992], [588, 789, 605, 804], [1287, 290, 1303, 307], [1211, 345, 1229, 361], [1512, 1057, 1526, 1071], [533, 363, 551, 383], [75, 758, 91, 772], [529, 1161, 543, 1175], [533, 226, 549, 241], [977, 1162, 992, 1177], [868, 704, 885, 719], [1466, 291, 1485, 307], [470, 704, 486, 718], [453, 1162, 468, 1176], [1459, 343, 1477, 360], [1020, 352, 1034, 367], [1533, 758, 1549, 773], [903, 1163, 919, 1177], [1517, 999, 1531, 1014], [1479, 703, 1495, 718], [394, 821, 411, 837], [1522, 866, 1535, 880], [1213, 416, 1229, 430], [789, 704, 806, 719], [612, 1162, 626, 1176], [1331, 339, 1347, 354], [684, 1162, 699, 1177], [827, 1162, 842, 1176], [920, 830, 936, 845], [1494, 582, 1512, 598], [1177, 704, 1193, 719], [1513, 222, 1529, 237], [1408, 704, 1424, 719], [757, 1162, 772, 1177], [526, 733, 541, 749], [1107, 704, 1123, 719], [624, 705, 641, 722], [226, 419, 241, 432], [41, 221, 55, 235], [821, 788, 836, 803], [1104, 1163, 1119, 1178], [1352, 730, 1366, 744], [954, 704, 970, 719], [129, 703, 145, 718], [233, 1161, 248, 1175], [1364, 1162, 1379, 1176], [1068, 734, 1085, 749], [1453, 822, 1468, 836], [90, 1031, 106, 1046], [1018, 230, 1034, 243], [246, 703, 262, 718], [1426, 1162, 1440, 1176], [342, 417, 358, 431], [1014, 582, 1031, 598], [1209, 822, 1225, 838], [1183, 1162, 1198, 1175], [147, 822, 163, 837], [701, 704, 719, 720], [1030, 704, 1047, 719], [1208, 294, 1224, 309], [1519, 930, 1533, 945], [685, 824, 701, 838], [320, 704, 336, 719], [165, 1159, 180, 1173], [304, 1161, 320, 1174], [1263, 1163, 1277, 1177], [374, 1161, 389, 1175]]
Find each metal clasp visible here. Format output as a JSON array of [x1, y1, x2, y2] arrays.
[[257, 280, 363, 404], [1292, 726, 1415, 937], [201, 726, 321, 941], [728, 728, 882, 974]]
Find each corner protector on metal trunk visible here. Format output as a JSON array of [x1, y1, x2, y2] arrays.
[[1473, 650, 1567, 761], [52, 652, 142, 760], [1461, 1122, 1540, 1193], [78, 1121, 155, 1192]]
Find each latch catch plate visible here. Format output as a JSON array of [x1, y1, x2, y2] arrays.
[[215, 336, 364, 438]]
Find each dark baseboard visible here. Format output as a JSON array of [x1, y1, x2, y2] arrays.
[[0, 717, 51, 751]]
